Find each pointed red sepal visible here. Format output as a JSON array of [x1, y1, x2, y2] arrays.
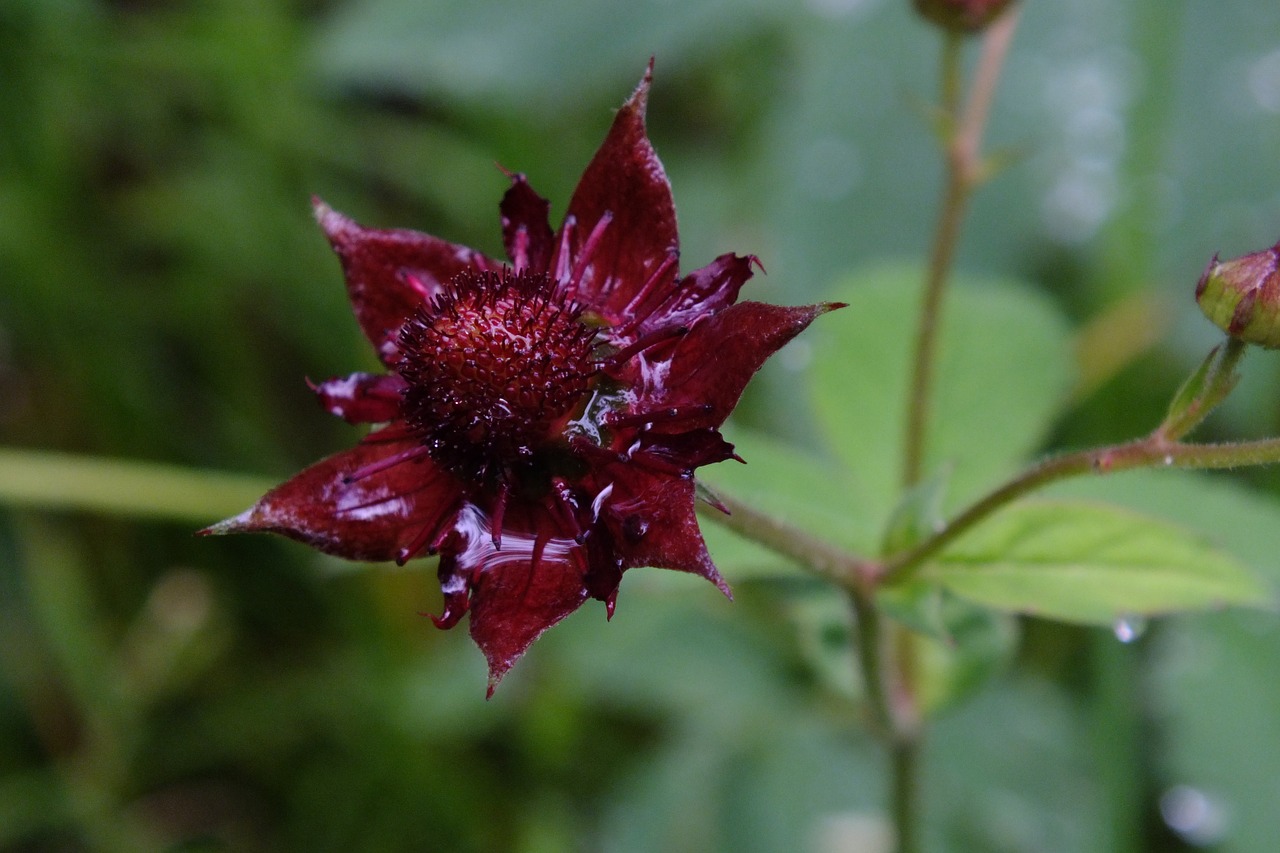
[[557, 60, 679, 316], [599, 466, 732, 600], [500, 173, 555, 273], [651, 301, 845, 430], [432, 504, 593, 690], [625, 253, 757, 339], [313, 198, 499, 365], [200, 438, 463, 563]]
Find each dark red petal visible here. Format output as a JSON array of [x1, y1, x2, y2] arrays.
[[199, 439, 463, 563], [633, 428, 738, 473], [310, 372, 406, 424], [600, 466, 731, 596], [650, 301, 843, 431], [440, 503, 590, 690], [556, 61, 679, 314], [499, 174, 555, 273], [313, 198, 498, 365], [628, 253, 757, 338]]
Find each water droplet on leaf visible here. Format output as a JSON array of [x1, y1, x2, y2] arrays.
[[1160, 785, 1230, 846], [1113, 615, 1148, 643]]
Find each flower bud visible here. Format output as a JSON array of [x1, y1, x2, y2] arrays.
[[913, 0, 1017, 33], [1195, 239, 1280, 348]]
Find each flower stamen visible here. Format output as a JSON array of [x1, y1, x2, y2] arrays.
[[549, 477, 585, 541], [343, 445, 432, 484], [396, 506, 459, 566], [598, 324, 689, 371], [490, 481, 509, 549], [618, 251, 679, 332], [564, 211, 613, 299], [553, 216, 576, 284], [397, 268, 597, 487]]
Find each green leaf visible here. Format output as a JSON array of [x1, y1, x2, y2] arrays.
[[924, 677, 1108, 851], [1045, 468, 1280, 588], [924, 500, 1271, 624], [875, 584, 1020, 715], [811, 265, 1074, 525], [880, 467, 948, 555]]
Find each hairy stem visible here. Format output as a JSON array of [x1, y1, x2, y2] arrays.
[[700, 490, 877, 591], [885, 429, 1280, 583], [902, 32, 966, 490]]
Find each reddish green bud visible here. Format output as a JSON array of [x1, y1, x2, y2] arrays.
[[913, 0, 1017, 33], [1195, 239, 1280, 348]]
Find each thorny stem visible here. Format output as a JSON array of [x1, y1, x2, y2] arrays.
[[902, 10, 1021, 489]]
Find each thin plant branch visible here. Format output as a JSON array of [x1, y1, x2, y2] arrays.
[[902, 7, 1022, 488]]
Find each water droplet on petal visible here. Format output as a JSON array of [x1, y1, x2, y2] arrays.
[[1113, 614, 1148, 643]]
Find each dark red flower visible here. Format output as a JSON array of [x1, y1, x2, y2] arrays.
[[203, 62, 840, 692], [913, 0, 1016, 33]]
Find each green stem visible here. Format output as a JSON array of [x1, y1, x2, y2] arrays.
[[849, 593, 923, 853], [902, 11, 1021, 490], [850, 589, 893, 735], [885, 430, 1280, 583], [0, 447, 273, 523], [702, 491, 876, 591], [903, 33, 967, 489], [891, 735, 923, 853]]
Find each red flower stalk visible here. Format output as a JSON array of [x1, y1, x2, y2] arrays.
[[203, 62, 840, 692]]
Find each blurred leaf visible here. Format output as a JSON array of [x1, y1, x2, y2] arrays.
[[565, 595, 883, 853], [811, 265, 1074, 525], [875, 583, 1020, 715], [924, 499, 1271, 624], [1070, 292, 1173, 405], [881, 468, 948, 554], [698, 425, 874, 578], [913, 602, 1019, 717], [0, 771, 71, 846], [0, 449, 274, 523], [1151, 612, 1280, 852], [314, 0, 783, 111], [924, 676, 1107, 852], [877, 578, 948, 639]]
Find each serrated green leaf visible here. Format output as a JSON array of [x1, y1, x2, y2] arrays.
[[1045, 468, 1280, 588], [924, 500, 1271, 624], [811, 265, 1074, 527]]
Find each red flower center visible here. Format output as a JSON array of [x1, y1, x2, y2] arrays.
[[397, 269, 597, 487]]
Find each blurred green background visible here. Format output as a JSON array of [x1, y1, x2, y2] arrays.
[[3, 0, 1280, 850]]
